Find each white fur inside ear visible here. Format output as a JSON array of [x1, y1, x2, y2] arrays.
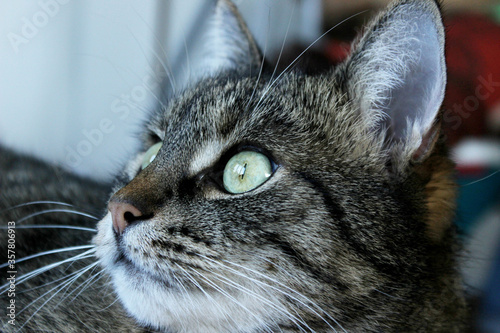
[[350, 2, 445, 156], [383, 14, 444, 142]]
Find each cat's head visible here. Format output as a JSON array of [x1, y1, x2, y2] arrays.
[[94, 0, 464, 331]]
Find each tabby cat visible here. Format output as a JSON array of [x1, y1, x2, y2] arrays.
[[1, 0, 468, 331]]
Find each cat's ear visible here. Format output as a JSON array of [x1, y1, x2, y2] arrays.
[[344, 0, 446, 171], [202, 0, 262, 75]]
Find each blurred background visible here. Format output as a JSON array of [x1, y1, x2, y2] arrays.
[[0, 0, 499, 331]]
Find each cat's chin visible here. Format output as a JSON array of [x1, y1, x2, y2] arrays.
[[111, 263, 284, 333]]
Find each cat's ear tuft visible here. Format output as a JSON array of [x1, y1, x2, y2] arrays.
[[344, 0, 446, 172], [202, 0, 262, 75]]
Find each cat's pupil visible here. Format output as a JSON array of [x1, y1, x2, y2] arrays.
[[234, 163, 247, 179]]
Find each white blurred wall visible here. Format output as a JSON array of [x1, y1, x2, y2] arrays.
[[0, 0, 320, 181]]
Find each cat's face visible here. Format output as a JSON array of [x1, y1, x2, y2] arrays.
[[95, 71, 383, 331], [94, 0, 463, 332]]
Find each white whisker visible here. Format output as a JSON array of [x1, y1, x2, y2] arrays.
[[174, 263, 233, 330], [373, 288, 403, 300], [267, 1, 295, 86], [0, 224, 96, 232], [15, 262, 99, 331], [130, 6, 177, 94], [461, 170, 500, 186], [0, 255, 96, 295], [17, 263, 97, 295], [204, 267, 309, 333], [245, 9, 271, 112], [182, 37, 191, 93], [1, 201, 73, 213], [125, 30, 173, 111], [96, 296, 120, 312], [254, 11, 368, 114], [0, 245, 94, 270], [186, 266, 276, 333], [198, 254, 345, 332], [17, 209, 99, 223], [63, 267, 105, 305], [222, 258, 344, 332], [0, 249, 96, 293]]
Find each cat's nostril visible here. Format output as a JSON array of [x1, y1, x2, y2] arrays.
[[123, 211, 138, 223], [108, 201, 144, 235]]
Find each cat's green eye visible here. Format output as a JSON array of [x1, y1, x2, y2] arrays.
[[141, 142, 162, 170], [223, 151, 272, 194]]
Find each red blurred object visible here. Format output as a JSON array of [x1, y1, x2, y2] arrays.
[[324, 39, 351, 64], [456, 165, 489, 177], [444, 14, 500, 144]]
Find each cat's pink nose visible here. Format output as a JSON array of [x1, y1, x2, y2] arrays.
[[108, 201, 143, 235]]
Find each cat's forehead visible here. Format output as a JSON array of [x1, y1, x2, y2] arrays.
[[153, 75, 255, 135], [155, 72, 344, 140], [144, 70, 369, 173]]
